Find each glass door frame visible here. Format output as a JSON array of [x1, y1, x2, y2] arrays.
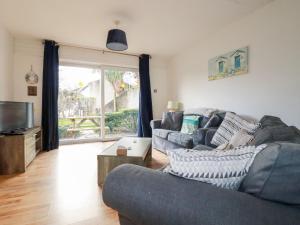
[[100, 65, 139, 141], [59, 61, 139, 145]]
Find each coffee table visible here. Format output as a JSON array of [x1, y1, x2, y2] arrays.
[[97, 137, 152, 186]]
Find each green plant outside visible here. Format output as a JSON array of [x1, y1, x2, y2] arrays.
[[58, 108, 138, 139]]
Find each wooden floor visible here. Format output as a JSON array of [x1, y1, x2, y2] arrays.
[[0, 142, 168, 225]]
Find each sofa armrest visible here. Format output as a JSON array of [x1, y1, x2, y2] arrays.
[[103, 164, 300, 225], [150, 119, 162, 129]]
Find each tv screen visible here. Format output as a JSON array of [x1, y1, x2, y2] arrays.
[[0, 101, 34, 133]]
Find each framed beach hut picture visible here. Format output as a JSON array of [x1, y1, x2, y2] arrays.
[[208, 47, 248, 81]]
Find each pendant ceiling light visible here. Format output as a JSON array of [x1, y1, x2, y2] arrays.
[[106, 20, 128, 51]]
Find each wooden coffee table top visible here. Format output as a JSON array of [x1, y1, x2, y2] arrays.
[[100, 137, 152, 160]]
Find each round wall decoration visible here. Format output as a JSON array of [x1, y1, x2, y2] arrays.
[[25, 65, 39, 85]]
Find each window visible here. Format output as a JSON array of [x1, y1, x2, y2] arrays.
[[219, 61, 224, 73], [235, 55, 241, 69]]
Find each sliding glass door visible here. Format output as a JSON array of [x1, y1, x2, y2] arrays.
[[103, 67, 139, 139], [58, 65, 102, 143], [58, 64, 139, 144]]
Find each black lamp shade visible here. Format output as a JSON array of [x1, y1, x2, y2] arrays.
[[106, 29, 128, 51]]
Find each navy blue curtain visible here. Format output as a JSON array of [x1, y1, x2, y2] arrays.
[[42, 40, 59, 151], [138, 54, 153, 137]]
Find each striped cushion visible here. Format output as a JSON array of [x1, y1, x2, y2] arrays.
[[211, 112, 259, 146]]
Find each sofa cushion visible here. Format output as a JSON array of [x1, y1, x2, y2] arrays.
[[167, 132, 193, 148], [211, 112, 259, 146], [250, 126, 300, 146], [199, 117, 209, 128], [240, 142, 300, 205], [193, 144, 214, 151], [205, 128, 218, 148], [161, 111, 183, 131], [249, 115, 300, 146], [259, 115, 288, 128], [192, 128, 208, 146], [201, 111, 226, 128], [180, 115, 200, 134], [166, 145, 266, 190], [153, 129, 176, 139], [226, 129, 254, 150], [203, 114, 221, 128]]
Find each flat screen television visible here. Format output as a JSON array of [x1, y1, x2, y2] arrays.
[[0, 101, 34, 134]]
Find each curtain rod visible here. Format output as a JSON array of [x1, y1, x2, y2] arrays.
[[42, 41, 151, 59]]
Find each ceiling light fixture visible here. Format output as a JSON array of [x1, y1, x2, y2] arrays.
[[106, 20, 128, 51]]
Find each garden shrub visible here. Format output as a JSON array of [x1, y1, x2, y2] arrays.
[[105, 108, 138, 133]]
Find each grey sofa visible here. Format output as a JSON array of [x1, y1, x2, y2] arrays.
[[103, 163, 300, 225], [102, 116, 300, 225], [151, 111, 225, 153]]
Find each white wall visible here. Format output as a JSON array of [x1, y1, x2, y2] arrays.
[[0, 23, 14, 100], [12, 38, 169, 125], [169, 0, 300, 127]]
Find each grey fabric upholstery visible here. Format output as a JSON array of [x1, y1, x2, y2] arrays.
[[119, 214, 136, 225], [151, 111, 226, 152], [152, 135, 182, 153], [161, 111, 183, 131], [150, 119, 162, 129], [103, 164, 300, 225], [192, 127, 218, 147], [200, 111, 226, 128], [205, 128, 218, 148], [240, 142, 300, 205], [200, 116, 210, 128], [259, 115, 288, 128], [203, 114, 222, 128], [152, 129, 176, 139], [192, 144, 214, 151], [250, 126, 300, 145], [192, 128, 209, 145], [250, 115, 300, 146], [167, 132, 193, 148]]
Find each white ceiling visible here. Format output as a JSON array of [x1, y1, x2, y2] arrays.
[[0, 0, 273, 57]]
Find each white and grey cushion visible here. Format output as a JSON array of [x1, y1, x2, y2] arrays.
[[228, 129, 254, 148], [165, 145, 266, 190], [211, 112, 259, 146], [217, 129, 254, 150]]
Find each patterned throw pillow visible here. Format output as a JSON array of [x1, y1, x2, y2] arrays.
[[211, 112, 259, 146], [217, 129, 254, 150], [180, 115, 200, 134], [165, 145, 267, 190]]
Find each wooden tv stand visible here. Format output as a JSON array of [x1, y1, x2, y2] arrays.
[[0, 127, 42, 175]]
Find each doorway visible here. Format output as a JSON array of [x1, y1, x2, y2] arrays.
[[58, 64, 139, 144]]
